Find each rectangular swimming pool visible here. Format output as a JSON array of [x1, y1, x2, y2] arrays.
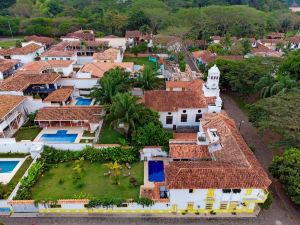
[[75, 97, 92, 106], [148, 160, 165, 182], [0, 161, 19, 173], [40, 130, 78, 143]]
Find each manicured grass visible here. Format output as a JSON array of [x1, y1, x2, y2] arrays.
[[99, 125, 125, 144], [123, 57, 156, 70], [14, 127, 41, 141], [0, 39, 22, 49], [31, 161, 144, 200], [2, 157, 33, 198]]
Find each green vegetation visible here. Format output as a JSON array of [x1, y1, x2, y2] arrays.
[[14, 126, 41, 141], [31, 161, 143, 200], [135, 66, 162, 90], [0, 152, 28, 158], [82, 131, 95, 137], [0, 38, 22, 48], [269, 148, 300, 204], [123, 57, 156, 71], [99, 125, 125, 145], [0, 157, 32, 199], [248, 91, 300, 148]]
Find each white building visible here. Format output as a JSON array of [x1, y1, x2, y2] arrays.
[[93, 48, 123, 63], [0, 59, 21, 80], [40, 50, 77, 62], [96, 35, 126, 51], [0, 43, 44, 64], [144, 65, 222, 130]]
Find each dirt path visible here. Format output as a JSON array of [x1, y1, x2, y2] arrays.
[[222, 93, 300, 225]]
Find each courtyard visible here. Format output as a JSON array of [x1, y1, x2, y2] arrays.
[[31, 161, 144, 200]]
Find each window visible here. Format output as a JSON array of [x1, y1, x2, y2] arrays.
[[168, 112, 172, 115], [189, 189, 194, 193], [45, 57, 48, 60], [195, 114, 202, 122], [60, 57, 63, 60], [183, 110, 186, 113], [181, 114, 187, 122], [220, 202, 228, 210], [121, 203, 128, 207], [198, 109, 202, 113], [222, 189, 231, 194], [166, 116, 173, 124], [233, 189, 241, 194], [49, 204, 61, 208], [205, 203, 213, 210], [66, 58, 71, 60]]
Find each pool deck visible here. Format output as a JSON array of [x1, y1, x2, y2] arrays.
[[0, 158, 26, 184], [34, 127, 84, 143]]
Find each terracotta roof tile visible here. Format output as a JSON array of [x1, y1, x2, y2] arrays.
[[0, 59, 19, 72], [0, 43, 42, 56], [93, 48, 119, 61], [43, 86, 74, 102], [144, 80, 214, 112], [35, 106, 103, 123], [165, 112, 271, 189], [24, 35, 54, 45], [173, 133, 197, 140], [252, 43, 282, 57], [41, 50, 76, 58], [0, 95, 26, 119], [170, 144, 210, 159], [20, 60, 74, 73], [0, 72, 60, 91], [79, 62, 133, 78], [287, 36, 300, 44], [192, 50, 217, 64], [125, 30, 141, 38]]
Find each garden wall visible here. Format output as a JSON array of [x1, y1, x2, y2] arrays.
[[124, 53, 153, 58]]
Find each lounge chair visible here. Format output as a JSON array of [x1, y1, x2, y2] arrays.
[[126, 163, 131, 169]]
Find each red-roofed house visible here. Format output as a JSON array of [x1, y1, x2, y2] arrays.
[[144, 65, 222, 130], [0, 59, 21, 80]]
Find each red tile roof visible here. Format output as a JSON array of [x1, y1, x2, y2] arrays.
[[43, 86, 74, 102], [287, 36, 300, 44], [252, 43, 282, 57], [35, 106, 103, 123], [93, 48, 119, 61], [24, 35, 54, 45], [170, 144, 210, 159], [165, 112, 271, 189], [0, 59, 19, 73], [0, 72, 60, 91], [63, 31, 95, 41], [0, 95, 26, 119], [20, 60, 74, 73], [192, 50, 217, 64], [0, 43, 42, 56], [125, 30, 141, 38], [144, 80, 214, 112], [41, 50, 76, 58]]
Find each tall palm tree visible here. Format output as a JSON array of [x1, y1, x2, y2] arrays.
[[105, 92, 142, 138], [105, 161, 122, 185], [254, 75, 276, 98], [137, 66, 162, 90]]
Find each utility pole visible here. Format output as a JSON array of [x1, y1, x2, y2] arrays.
[[8, 21, 13, 39]]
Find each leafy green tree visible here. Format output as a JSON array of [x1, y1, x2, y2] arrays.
[[208, 44, 227, 55], [269, 75, 298, 96], [105, 161, 122, 185], [104, 10, 128, 34], [127, 10, 150, 30], [241, 39, 252, 55], [269, 148, 300, 204], [105, 92, 143, 138], [254, 75, 276, 98], [92, 68, 131, 104], [220, 33, 233, 50], [279, 50, 300, 81], [132, 122, 172, 150], [137, 66, 162, 90]]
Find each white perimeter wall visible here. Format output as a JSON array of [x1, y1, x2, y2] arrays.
[[59, 78, 98, 89]]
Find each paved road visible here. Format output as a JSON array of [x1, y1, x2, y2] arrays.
[[182, 45, 200, 72]]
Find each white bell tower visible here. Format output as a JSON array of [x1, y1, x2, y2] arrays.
[[203, 64, 220, 97]]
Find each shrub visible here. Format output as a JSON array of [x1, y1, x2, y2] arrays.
[[260, 192, 273, 210], [134, 197, 154, 207], [86, 198, 124, 208]]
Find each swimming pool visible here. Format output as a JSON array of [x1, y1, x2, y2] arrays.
[[148, 160, 165, 182], [0, 161, 19, 173], [40, 130, 78, 143], [75, 97, 92, 106]]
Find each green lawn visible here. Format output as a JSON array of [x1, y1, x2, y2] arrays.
[[14, 127, 41, 141], [0, 38, 22, 49], [2, 157, 33, 198], [123, 57, 156, 71], [31, 161, 144, 200], [99, 125, 125, 144]]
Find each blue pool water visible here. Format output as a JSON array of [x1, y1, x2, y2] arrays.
[[40, 130, 77, 143], [148, 160, 165, 182], [75, 97, 92, 106], [0, 161, 19, 173]]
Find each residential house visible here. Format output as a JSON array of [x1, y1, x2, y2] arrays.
[[211, 36, 221, 44], [0, 59, 21, 80], [144, 65, 222, 130], [61, 30, 95, 41], [19, 60, 75, 77], [191, 50, 217, 67], [259, 39, 286, 51], [125, 30, 151, 48], [76, 62, 136, 79], [35, 106, 103, 133], [96, 35, 127, 51], [0, 72, 60, 99], [266, 32, 285, 40], [93, 48, 123, 63], [140, 112, 271, 213], [286, 36, 300, 49], [0, 95, 27, 138], [43, 86, 74, 106], [250, 43, 282, 58], [23, 35, 54, 49], [0, 43, 44, 64]]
